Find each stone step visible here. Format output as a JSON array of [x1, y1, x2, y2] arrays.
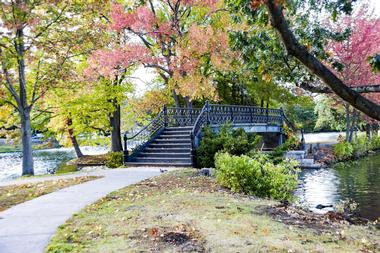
[[161, 130, 191, 135], [133, 157, 192, 163], [299, 158, 315, 165], [125, 162, 192, 167], [149, 143, 191, 149], [138, 152, 191, 158], [165, 127, 193, 131], [144, 147, 191, 153], [153, 138, 191, 143], [158, 134, 191, 139]]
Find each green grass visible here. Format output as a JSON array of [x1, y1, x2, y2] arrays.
[[0, 176, 101, 212], [46, 169, 380, 253], [0, 144, 21, 153]]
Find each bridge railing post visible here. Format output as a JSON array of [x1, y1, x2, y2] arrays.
[[123, 132, 128, 164], [230, 106, 233, 122], [280, 107, 284, 127], [163, 105, 168, 127], [205, 100, 210, 125]]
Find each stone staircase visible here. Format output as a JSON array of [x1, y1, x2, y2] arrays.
[[126, 126, 193, 167], [285, 150, 321, 169]]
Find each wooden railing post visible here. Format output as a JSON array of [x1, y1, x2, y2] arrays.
[[123, 132, 128, 164]]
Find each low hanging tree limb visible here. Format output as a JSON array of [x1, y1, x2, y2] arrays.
[[265, 0, 380, 120], [298, 82, 380, 94]]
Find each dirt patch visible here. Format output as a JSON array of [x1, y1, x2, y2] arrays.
[[135, 224, 205, 252], [256, 203, 367, 232], [67, 154, 109, 166]]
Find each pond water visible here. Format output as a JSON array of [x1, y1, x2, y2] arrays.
[[0, 146, 108, 182], [295, 153, 380, 220]]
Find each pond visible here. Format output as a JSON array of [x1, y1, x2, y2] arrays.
[[295, 153, 380, 220], [0, 146, 108, 182]]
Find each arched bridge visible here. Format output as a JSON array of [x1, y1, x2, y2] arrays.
[[123, 102, 302, 166]]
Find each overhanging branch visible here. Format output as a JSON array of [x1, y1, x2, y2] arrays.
[[265, 0, 380, 120]]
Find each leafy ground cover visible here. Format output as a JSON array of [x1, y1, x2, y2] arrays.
[[46, 169, 379, 253], [0, 176, 101, 212]]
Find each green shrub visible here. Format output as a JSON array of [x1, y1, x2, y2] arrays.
[[106, 152, 124, 168], [370, 136, 380, 150], [196, 124, 262, 168], [215, 152, 299, 200], [352, 136, 369, 156], [333, 141, 353, 160]]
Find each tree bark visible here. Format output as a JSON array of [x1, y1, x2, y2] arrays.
[[16, 26, 34, 175], [20, 108, 34, 175], [185, 96, 193, 109], [265, 0, 380, 121], [110, 104, 123, 152], [345, 104, 350, 141], [67, 119, 83, 158], [348, 110, 357, 143], [173, 90, 180, 108]]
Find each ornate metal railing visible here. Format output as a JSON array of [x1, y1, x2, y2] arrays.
[[123, 109, 166, 162], [124, 101, 304, 163], [208, 104, 283, 126], [166, 107, 202, 126]]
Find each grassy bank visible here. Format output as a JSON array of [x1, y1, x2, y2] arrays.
[[0, 176, 101, 212], [46, 170, 379, 253]]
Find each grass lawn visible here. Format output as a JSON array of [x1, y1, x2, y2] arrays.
[[0, 176, 101, 212], [46, 169, 380, 253], [0, 144, 21, 153]]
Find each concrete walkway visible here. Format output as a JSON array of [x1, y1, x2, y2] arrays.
[[0, 167, 170, 253]]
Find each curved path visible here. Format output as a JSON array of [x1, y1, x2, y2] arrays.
[[0, 167, 173, 253]]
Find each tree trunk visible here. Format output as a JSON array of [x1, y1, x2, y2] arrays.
[[67, 127, 83, 158], [265, 0, 380, 121], [345, 104, 350, 141], [185, 96, 193, 109], [20, 108, 34, 175], [66, 118, 83, 158], [348, 110, 357, 143], [16, 26, 34, 176], [110, 104, 123, 152], [173, 90, 180, 108]]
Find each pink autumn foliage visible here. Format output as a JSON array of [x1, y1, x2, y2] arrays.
[[85, 44, 154, 79], [110, 4, 156, 32], [327, 5, 380, 91]]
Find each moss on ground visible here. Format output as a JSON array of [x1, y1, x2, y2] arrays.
[[46, 169, 380, 253], [0, 176, 101, 212]]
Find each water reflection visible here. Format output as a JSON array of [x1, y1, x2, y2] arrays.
[[0, 146, 108, 181], [296, 154, 380, 220]]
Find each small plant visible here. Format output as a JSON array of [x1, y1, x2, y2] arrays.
[[335, 199, 358, 215], [333, 141, 353, 160], [214, 152, 299, 200], [106, 152, 124, 168], [196, 124, 262, 168]]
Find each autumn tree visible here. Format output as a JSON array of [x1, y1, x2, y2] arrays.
[[89, 0, 233, 109], [227, 0, 380, 121], [0, 0, 108, 175], [326, 4, 380, 140]]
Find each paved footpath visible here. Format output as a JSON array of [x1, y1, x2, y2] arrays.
[[0, 167, 171, 253]]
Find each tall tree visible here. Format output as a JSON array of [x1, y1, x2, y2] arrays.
[[227, 0, 380, 120], [326, 4, 380, 140], [90, 0, 223, 108], [0, 0, 107, 175]]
